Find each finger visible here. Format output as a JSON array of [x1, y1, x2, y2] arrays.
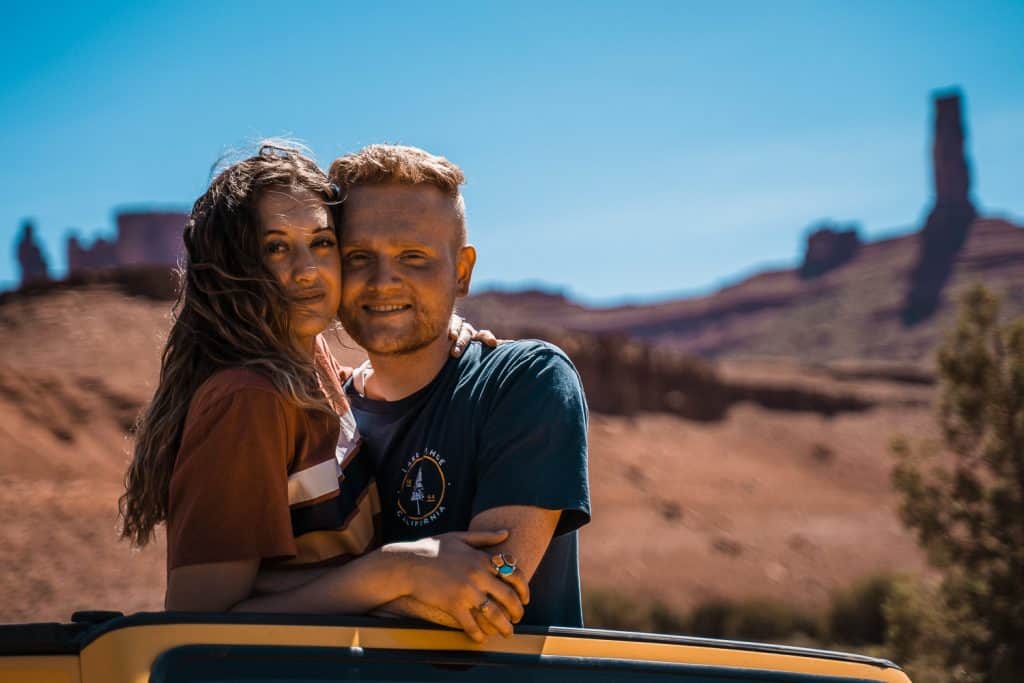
[[455, 324, 475, 351], [501, 571, 531, 606], [448, 314, 464, 340], [473, 329, 499, 348], [473, 605, 499, 637], [479, 576, 525, 624], [481, 603, 515, 638], [453, 529, 510, 547], [454, 608, 485, 643]]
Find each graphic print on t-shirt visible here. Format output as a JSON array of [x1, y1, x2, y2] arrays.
[[396, 448, 449, 528]]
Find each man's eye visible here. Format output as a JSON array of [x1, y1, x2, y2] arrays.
[[345, 252, 370, 264], [401, 252, 427, 262]]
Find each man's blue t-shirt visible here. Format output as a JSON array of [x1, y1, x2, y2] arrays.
[[344, 340, 591, 626]]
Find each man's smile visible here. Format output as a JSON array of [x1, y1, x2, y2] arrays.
[[362, 303, 413, 314]]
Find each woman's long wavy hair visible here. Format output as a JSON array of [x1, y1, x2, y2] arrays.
[[120, 143, 338, 548]]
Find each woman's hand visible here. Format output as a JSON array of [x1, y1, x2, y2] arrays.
[[449, 315, 502, 358], [381, 530, 529, 642]]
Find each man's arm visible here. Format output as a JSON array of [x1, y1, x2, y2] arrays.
[[377, 345, 589, 633], [372, 505, 558, 633]]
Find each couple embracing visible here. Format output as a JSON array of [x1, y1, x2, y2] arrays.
[[119, 143, 591, 642]]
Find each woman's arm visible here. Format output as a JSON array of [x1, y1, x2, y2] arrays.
[[165, 547, 411, 614], [165, 530, 524, 642]]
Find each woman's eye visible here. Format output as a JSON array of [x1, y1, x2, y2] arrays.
[[313, 237, 337, 249], [264, 241, 287, 255]]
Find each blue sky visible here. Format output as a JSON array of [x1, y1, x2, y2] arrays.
[[2, 1, 1022, 303]]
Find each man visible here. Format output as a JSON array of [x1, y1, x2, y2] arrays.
[[329, 144, 591, 633]]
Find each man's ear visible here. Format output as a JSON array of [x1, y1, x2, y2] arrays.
[[455, 245, 476, 297]]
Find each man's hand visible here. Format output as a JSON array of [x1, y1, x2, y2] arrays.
[[375, 507, 560, 640], [466, 506, 560, 636], [380, 529, 529, 642]]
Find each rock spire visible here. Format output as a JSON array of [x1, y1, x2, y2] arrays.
[[902, 90, 977, 325]]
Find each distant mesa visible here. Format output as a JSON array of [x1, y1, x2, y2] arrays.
[[13, 210, 187, 291], [799, 223, 861, 279], [67, 211, 186, 276]]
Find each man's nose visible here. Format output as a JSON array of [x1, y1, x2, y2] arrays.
[[367, 257, 400, 289]]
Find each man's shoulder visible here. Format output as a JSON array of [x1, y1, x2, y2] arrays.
[[463, 339, 583, 393], [475, 338, 575, 370]]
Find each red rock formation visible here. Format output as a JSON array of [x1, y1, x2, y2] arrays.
[[15, 221, 49, 285], [800, 223, 861, 279], [115, 212, 185, 267], [932, 94, 973, 208], [67, 234, 117, 273], [65, 211, 186, 275], [903, 90, 977, 325]]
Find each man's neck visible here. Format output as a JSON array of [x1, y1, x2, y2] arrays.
[[363, 334, 454, 402]]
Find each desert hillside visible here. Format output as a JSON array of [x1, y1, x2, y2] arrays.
[[462, 217, 1024, 362], [0, 285, 935, 623]]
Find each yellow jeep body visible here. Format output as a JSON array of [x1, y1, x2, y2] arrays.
[[0, 612, 912, 682]]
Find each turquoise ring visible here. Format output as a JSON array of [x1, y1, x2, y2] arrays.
[[491, 553, 518, 578]]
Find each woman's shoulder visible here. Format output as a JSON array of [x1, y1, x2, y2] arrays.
[[191, 366, 286, 413]]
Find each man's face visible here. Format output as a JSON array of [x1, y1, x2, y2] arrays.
[[339, 183, 475, 356]]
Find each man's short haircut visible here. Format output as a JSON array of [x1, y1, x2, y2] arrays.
[[328, 144, 467, 247]]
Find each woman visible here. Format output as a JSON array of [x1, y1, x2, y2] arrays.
[[119, 144, 525, 641]]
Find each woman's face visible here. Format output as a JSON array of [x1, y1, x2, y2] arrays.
[[256, 186, 341, 354]]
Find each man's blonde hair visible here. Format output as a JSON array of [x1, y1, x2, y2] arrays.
[[328, 144, 467, 245]]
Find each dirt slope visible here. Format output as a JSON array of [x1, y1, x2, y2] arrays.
[[0, 286, 935, 623]]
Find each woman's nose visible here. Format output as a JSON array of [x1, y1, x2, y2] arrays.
[[292, 247, 318, 284]]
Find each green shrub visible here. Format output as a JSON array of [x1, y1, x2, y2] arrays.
[[649, 601, 689, 636], [882, 576, 955, 683], [891, 285, 1024, 681], [826, 575, 896, 646], [583, 589, 657, 632], [688, 598, 818, 642], [687, 599, 733, 638], [725, 600, 818, 642]]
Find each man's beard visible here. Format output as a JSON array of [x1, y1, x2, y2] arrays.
[[343, 306, 449, 357]]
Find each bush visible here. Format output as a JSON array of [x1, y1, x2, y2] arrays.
[[892, 285, 1024, 681], [688, 598, 818, 642], [687, 599, 733, 638], [826, 575, 896, 646], [882, 576, 955, 683], [725, 600, 819, 642], [583, 589, 659, 632], [882, 576, 948, 664]]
